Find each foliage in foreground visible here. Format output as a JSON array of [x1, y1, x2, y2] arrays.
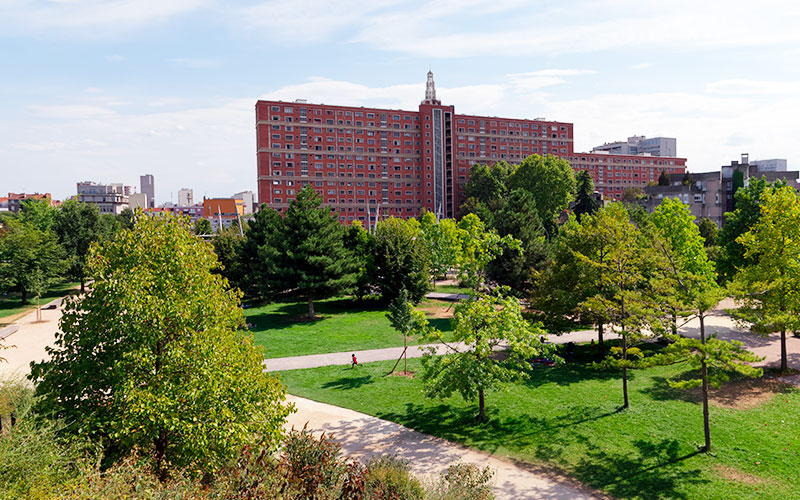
[[29, 213, 293, 477]]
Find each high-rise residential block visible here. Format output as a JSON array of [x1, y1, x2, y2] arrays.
[[76, 182, 130, 214], [140, 174, 155, 208], [256, 72, 686, 223]]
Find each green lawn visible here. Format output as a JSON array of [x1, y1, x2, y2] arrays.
[[432, 284, 473, 295], [246, 297, 454, 359], [278, 343, 800, 500], [0, 281, 77, 323]]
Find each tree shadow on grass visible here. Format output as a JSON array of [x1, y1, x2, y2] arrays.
[[321, 374, 375, 390], [246, 297, 385, 331], [572, 438, 707, 500]]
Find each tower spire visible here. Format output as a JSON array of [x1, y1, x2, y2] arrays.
[[422, 70, 440, 105]]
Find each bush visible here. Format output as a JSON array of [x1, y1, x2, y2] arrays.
[[426, 463, 494, 500], [364, 455, 424, 500], [0, 379, 85, 500], [280, 426, 348, 499]]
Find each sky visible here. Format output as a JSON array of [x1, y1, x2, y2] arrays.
[[2, 0, 800, 204]]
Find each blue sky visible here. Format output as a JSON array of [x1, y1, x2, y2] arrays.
[[2, 0, 799, 204]]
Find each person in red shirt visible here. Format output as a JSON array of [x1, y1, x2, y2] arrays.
[[351, 353, 358, 368]]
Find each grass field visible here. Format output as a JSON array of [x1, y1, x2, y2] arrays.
[[0, 281, 77, 324], [246, 297, 455, 359], [278, 343, 800, 500], [432, 284, 473, 295]]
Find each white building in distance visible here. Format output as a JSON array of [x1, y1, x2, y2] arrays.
[[178, 188, 194, 207], [593, 135, 677, 157]]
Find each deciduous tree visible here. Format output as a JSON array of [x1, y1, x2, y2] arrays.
[[53, 199, 103, 293], [509, 154, 576, 234], [371, 217, 430, 304], [418, 292, 556, 420], [729, 186, 800, 373], [29, 213, 292, 477], [0, 220, 64, 303], [419, 211, 462, 284], [652, 197, 762, 451]]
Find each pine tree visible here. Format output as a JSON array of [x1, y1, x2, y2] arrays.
[[281, 186, 358, 318], [572, 170, 600, 221]]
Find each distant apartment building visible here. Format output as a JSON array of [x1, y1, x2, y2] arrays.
[[76, 182, 130, 214], [7, 192, 53, 214], [178, 188, 194, 207], [257, 71, 686, 223], [145, 204, 204, 222], [0, 197, 8, 212], [232, 190, 256, 214], [592, 135, 677, 157], [644, 154, 800, 227], [140, 174, 155, 208]]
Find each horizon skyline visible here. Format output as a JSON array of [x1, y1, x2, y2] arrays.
[[3, 1, 799, 203]]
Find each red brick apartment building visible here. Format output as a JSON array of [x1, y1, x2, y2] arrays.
[[256, 72, 686, 223]]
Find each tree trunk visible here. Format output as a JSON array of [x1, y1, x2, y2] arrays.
[[781, 328, 788, 373], [671, 311, 677, 336], [597, 322, 604, 358], [700, 313, 711, 451], [36, 294, 41, 322], [403, 332, 407, 373], [80, 276, 85, 293], [622, 335, 629, 409], [478, 388, 485, 421], [155, 429, 169, 482], [20, 288, 27, 303], [308, 296, 315, 319]]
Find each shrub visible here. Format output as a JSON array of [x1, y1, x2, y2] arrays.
[[363, 455, 424, 500], [280, 426, 347, 499], [426, 463, 494, 500]]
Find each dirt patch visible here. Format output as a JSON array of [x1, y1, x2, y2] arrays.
[[706, 377, 789, 410], [714, 465, 768, 485], [419, 300, 455, 319], [388, 371, 415, 379]]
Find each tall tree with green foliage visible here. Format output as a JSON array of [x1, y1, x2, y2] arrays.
[[576, 203, 661, 408], [418, 292, 556, 420], [486, 189, 549, 296], [572, 170, 600, 221], [419, 211, 462, 284], [211, 225, 246, 289], [509, 154, 576, 234], [343, 220, 374, 300], [461, 161, 516, 217], [371, 217, 430, 304], [116, 207, 136, 231], [652, 197, 762, 451], [658, 170, 671, 186], [456, 213, 518, 294], [193, 218, 213, 236], [729, 186, 800, 373], [716, 177, 778, 282], [280, 186, 358, 318], [697, 217, 718, 247], [53, 199, 103, 293], [239, 206, 285, 301], [29, 213, 292, 478], [18, 198, 57, 232], [0, 219, 64, 303]]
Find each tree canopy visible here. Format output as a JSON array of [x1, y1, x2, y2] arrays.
[[509, 154, 576, 232], [29, 213, 292, 477], [370, 216, 430, 304]]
